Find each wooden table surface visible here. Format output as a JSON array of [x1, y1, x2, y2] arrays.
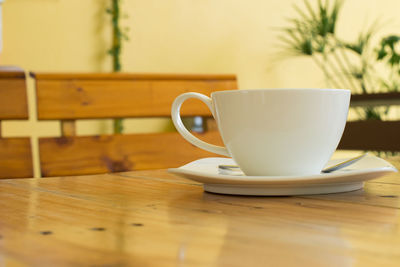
[[0, 157, 400, 266]]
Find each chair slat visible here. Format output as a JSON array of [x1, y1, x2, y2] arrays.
[[338, 120, 400, 151], [0, 79, 29, 120], [33, 74, 237, 119], [61, 121, 76, 136], [0, 138, 33, 178], [0, 67, 33, 178], [39, 131, 224, 177]]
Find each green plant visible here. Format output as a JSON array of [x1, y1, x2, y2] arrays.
[[279, 0, 400, 120], [107, 0, 129, 133]]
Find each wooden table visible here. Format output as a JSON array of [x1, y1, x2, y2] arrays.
[[0, 158, 400, 266]]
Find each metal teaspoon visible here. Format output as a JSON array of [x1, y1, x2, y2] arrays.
[[218, 153, 367, 174]]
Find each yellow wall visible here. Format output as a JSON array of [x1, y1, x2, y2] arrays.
[[4, 0, 400, 84], [1, 0, 400, 176]]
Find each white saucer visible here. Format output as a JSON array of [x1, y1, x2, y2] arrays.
[[168, 155, 398, 196]]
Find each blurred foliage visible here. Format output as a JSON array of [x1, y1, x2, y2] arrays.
[[279, 0, 400, 121], [106, 0, 130, 134], [107, 0, 129, 72]]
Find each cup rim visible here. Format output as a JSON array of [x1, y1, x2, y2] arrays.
[[211, 88, 351, 96]]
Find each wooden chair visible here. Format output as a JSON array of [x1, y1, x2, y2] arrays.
[[31, 72, 237, 177], [0, 67, 33, 178], [338, 120, 400, 151], [338, 93, 400, 152]]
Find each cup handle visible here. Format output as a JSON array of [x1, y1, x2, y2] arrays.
[[171, 92, 230, 157]]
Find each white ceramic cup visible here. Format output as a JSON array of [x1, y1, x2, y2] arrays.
[[171, 89, 350, 176]]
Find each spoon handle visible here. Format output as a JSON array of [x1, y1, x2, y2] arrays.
[[321, 153, 367, 173], [218, 153, 368, 175]]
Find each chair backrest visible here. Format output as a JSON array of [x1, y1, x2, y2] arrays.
[[31, 72, 237, 177], [0, 66, 33, 178], [338, 120, 400, 151], [338, 93, 400, 152]]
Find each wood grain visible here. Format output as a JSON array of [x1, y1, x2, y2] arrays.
[[33, 72, 237, 177], [0, 166, 400, 266], [34, 74, 237, 119], [0, 67, 33, 178], [60, 120, 76, 136], [39, 131, 224, 177], [0, 79, 29, 119], [0, 138, 33, 178]]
